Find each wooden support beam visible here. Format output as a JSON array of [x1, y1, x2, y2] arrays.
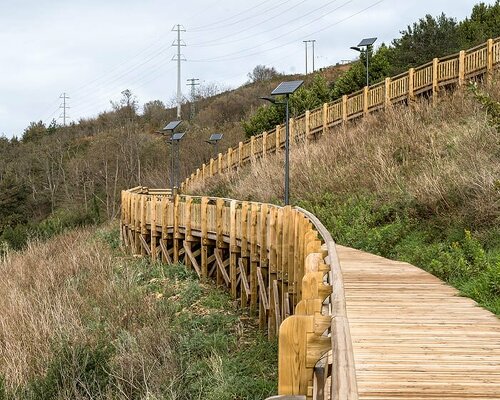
[[160, 239, 173, 264], [183, 241, 202, 278], [214, 249, 231, 286], [238, 258, 251, 298], [139, 235, 151, 256], [257, 266, 270, 311]]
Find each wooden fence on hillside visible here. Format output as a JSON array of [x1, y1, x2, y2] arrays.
[[121, 187, 357, 399], [181, 37, 500, 192]]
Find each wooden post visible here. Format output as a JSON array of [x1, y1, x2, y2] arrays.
[[276, 125, 281, 150], [305, 110, 310, 139], [262, 131, 268, 159], [240, 201, 250, 308], [384, 77, 391, 108], [215, 198, 225, 285], [173, 195, 180, 263], [432, 57, 439, 105], [227, 148, 233, 170], [209, 158, 214, 176], [259, 203, 269, 330], [229, 200, 238, 298], [218, 153, 222, 174], [408, 68, 415, 101], [289, 118, 295, 144], [140, 195, 147, 256], [160, 196, 169, 264], [363, 86, 369, 116], [487, 38, 494, 82], [250, 203, 259, 315], [268, 207, 278, 338], [151, 195, 158, 261], [342, 95, 348, 123], [184, 196, 193, 270], [238, 142, 243, 167], [322, 103, 328, 135], [458, 50, 466, 86], [251, 135, 256, 158], [200, 197, 209, 280]]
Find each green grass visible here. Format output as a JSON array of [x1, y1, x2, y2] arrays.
[[299, 192, 500, 315]]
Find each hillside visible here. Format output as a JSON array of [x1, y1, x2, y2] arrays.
[[193, 81, 500, 314], [0, 226, 277, 399]]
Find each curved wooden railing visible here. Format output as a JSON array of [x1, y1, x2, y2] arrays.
[[121, 187, 357, 399], [181, 37, 500, 192]]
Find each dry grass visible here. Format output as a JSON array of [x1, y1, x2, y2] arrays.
[[0, 227, 175, 398], [198, 83, 500, 228]]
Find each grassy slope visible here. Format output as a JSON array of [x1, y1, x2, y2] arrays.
[[0, 226, 277, 400], [195, 81, 500, 315]]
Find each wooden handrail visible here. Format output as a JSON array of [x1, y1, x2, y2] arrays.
[[181, 37, 500, 192], [121, 189, 358, 400]]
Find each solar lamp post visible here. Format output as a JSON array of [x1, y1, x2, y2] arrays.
[[261, 80, 304, 205], [350, 37, 377, 87], [205, 133, 224, 159], [160, 120, 184, 194]]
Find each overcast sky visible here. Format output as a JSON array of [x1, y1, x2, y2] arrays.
[[0, 0, 489, 138]]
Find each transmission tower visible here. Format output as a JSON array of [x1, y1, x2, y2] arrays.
[[303, 40, 316, 74], [186, 78, 200, 120], [59, 92, 70, 126], [172, 24, 186, 119]]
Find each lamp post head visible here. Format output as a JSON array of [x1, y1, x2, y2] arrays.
[[350, 46, 361, 52]]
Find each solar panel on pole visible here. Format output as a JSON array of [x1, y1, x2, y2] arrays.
[[271, 80, 304, 96]]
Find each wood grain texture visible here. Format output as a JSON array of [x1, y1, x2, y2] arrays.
[[337, 245, 500, 400]]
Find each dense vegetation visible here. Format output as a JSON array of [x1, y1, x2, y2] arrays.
[[196, 82, 500, 315], [243, 1, 500, 137], [0, 227, 277, 399]]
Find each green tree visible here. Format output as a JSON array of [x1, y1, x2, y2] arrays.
[[458, 1, 500, 48], [388, 13, 460, 74]]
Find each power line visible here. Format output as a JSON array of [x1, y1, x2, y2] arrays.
[[189, 0, 383, 63], [189, 0, 272, 32]]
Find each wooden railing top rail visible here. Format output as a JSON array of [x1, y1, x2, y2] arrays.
[[181, 37, 500, 192]]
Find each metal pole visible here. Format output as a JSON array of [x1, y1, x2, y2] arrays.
[[170, 141, 175, 192], [312, 40, 316, 72], [304, 41, 308, 75], [215, 141, 219, 159], [284, 94, 290, 205], [366, 46, 370, 87]]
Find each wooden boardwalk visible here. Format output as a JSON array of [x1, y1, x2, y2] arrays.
[[338, 245, 500, 400]]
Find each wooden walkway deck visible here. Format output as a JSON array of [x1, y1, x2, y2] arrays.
[[338, 245, 500, 400]]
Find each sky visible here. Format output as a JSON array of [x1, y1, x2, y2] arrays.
[[0, 0, 489, 138]]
